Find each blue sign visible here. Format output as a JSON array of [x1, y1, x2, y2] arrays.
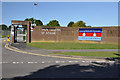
[[78, 28, 102, 41]]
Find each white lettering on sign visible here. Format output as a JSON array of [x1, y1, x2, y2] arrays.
[[41, 32, 56, 35], [50, 29, 61, 31], [41, 29, 60, 35], [42, 29, 48, 31], [41, 32, 45, 35], [46, 32, 56, 35], [41, 29, 61, 31]]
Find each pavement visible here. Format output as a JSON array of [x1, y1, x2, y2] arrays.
[[1, 38, 120, 79]]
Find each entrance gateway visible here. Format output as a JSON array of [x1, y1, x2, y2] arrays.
[[11, 20, 32, 43]]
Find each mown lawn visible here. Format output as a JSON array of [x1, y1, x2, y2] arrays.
[[52, 51, 120, 58], [28, 42, 119, 49]]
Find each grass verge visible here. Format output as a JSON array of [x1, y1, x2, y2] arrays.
[[0, 35, 9, 38], [52, 51, 120, 58], [28, 42, 119, 49]]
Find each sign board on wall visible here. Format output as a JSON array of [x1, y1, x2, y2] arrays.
[[30, 26, 34, 31], [11, 26, 14, 36], [78, 28, 102, 41]]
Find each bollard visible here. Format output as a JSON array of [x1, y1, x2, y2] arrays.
[[7, 37, 10, 44]]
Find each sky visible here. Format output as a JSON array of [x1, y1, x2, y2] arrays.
[[2, 2, 118, 27]]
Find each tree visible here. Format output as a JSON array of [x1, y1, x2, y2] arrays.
[[8, 25, 11, 30], [0, 24, 8, 30], [25, 18, 29, 21], [24, 18, 43, 26], [25, 18, 34, 24], [67, 21, 74, 27], [23, 18, 43, 29], [87, 25, 92, 27], [72, 21, 86, 27], [23, 18, 34, 29], [35, 20, 43, 26], [46, 20, 60, 27]]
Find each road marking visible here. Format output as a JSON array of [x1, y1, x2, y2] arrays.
[[0, 61, 115, 64], [42, 61, 45, 63], [69, 61, 72, 63], [5, 44, 107, 61], [0, 62, 8, 64]]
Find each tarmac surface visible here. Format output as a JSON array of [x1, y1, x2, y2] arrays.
[[1, 38, 120, 79]]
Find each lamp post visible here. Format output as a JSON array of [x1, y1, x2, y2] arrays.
[[34, 3, 38, 26]]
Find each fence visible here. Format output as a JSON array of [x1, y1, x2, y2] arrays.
[[0, 30, 10, 37]]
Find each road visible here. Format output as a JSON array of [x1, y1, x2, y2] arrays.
[[1, 38, 120, 79]]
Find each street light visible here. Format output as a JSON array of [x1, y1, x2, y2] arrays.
[[34, 3, 38, 26]]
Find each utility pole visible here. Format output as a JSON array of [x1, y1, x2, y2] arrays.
[[34, 3, 38, 26]]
